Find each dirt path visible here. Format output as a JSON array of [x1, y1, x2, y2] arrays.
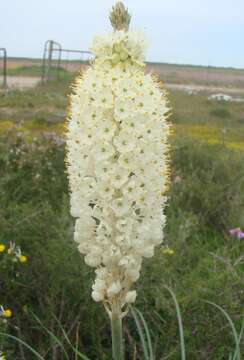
[[166, 83, 244, 95], [0, 76, 41, 89], [1, 75, 244, 96]]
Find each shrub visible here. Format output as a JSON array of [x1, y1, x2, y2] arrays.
[[210, 107, 231, 118]]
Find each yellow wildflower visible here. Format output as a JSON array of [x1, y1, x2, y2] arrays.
[[3, 309, 12, 318], [161, 248, 175, 255], [0, 244, 6, 253], [19, 255, 28, 263]]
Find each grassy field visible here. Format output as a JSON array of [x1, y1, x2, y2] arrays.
[[0, 71, 243, 359], [2, 57, 244, 87], [1, 75, 244, 149]]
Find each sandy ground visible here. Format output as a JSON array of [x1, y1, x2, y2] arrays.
[[1, 75, 244, 98], [2, 58, 244, 87], [2, 59, 42, 70], [0, 76, 41, 89], [166, 83, 244, 95]]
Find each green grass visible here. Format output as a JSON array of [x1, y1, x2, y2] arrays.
[[1, 80, 244, 148], [210, 107, 231, 118], [0, 79, 71, 123], [0, 79, 243, 359], [169, 90, 244, 149], [0, 65, 72, 78], [0, 65, 43, 77]]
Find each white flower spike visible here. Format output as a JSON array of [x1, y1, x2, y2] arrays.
[[66, 2, 171, 317]]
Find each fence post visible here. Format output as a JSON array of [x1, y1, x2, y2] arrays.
[[3, 49, 7, 88], [0, 48, 7, 88], [46, 40, 54, 81], [41, 40, 93, 82]]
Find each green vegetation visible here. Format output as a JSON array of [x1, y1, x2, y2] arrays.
[[169, 90, 244, 149], [0, 80, 71, 123], [0, 65, 72, 78], [0, 79, 243, 359], [210, 107, 231, 119], [0, 65, 43, 77]]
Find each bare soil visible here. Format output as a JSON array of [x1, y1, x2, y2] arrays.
[[166, 83, 244, 95], [147, 63, 244, 88], [0, 76, 40, 89], [1, 58, 244, 94]]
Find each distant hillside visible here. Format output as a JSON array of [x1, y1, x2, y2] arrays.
[[147, 62, 244, 88]]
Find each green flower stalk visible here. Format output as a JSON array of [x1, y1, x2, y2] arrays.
[[66, 2, 171, 359]]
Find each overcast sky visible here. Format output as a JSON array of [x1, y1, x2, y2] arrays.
[[1, 0, 243, 68]]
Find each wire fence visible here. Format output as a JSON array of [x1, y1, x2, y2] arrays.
[[41, 40, 93, 83]]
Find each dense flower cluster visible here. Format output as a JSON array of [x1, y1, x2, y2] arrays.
[[91, 30, 147, 69], [66, 28, 170, 312]]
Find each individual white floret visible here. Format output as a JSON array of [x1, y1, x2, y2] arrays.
[[124, 291, 137, 303]]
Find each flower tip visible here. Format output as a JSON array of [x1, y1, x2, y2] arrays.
[[109, 1, 131, 31]]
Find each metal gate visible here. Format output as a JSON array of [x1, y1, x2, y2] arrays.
[[41, 40, 93, 83], [0, 48, 7, 88]]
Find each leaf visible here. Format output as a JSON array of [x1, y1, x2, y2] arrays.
[[0, 332, 45, 360], [164, 286, 186, 360], [134, 307, 154, 360], [130, 306, 150, 360], [31, 311, 70, 360], [204, 301, 241, 360], [51, 312, 91, 360]]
